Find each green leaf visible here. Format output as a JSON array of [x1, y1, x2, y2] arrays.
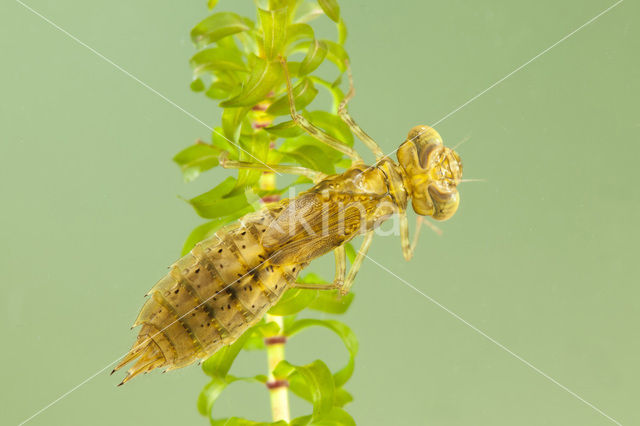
[[190, 47, 247, 76], [199, 375, 271, 419], [242, 335, 267, 351], [308, 290, 354, 314], [285, 319, 358, 387], [318, 0, 340, 23], [207, 0, 218, 9], [268, 288, 318, 316], [313, 407, 356, 426], [242, 319, 281, 350], [335, 157, 352, 169], [306, 110, 353, 146], [259, 8, 288, 60], [211, 128, 240, 158], [264, 120, 304, 138], [190, 175, 235, 199], [188, 177, 254, 219], [235, 30, 260, 56], [323, 40, 349, 71], [278, 144, 336, 175], [191, 12, 253, 47], [221, 55, 283, 107], [173, 142, 221, 182], [211, 418, 287, 426], [298, 272, 326, 284], [253, 318, 281, 337], [333, 388, 354, 408], [231, 132, 271, 194], [285, 23, 314, 46], [309, 76, 345, 114], [296, 361, 335, 421], [283, 60, 302, 78], [222, 107, 250, 142], [198, 332, 256, 417], [267, 77, 318, 116], [279, 134, 343, 163], [273, 360, 335, 421], [292, 39, 348, 72], [294, 3, 323, 23], [206, 80, 233, 99], [295, 273, 354, 314], [201, 332, 252, 379], [344, 242, 356, 264], [298, 39, 327, 76], [197, 376, 227, 417], [337, 18, 347, 45], [268, 0, 298, 10], [190, 78, 206, 92], [216, 31, 243, 51], [289, 416, 312, 426]]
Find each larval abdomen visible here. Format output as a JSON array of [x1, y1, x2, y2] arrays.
[[115, 213, 298, 384]]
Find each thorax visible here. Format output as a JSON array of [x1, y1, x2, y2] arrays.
[[311, 158, 407, 207], [306, 158, 409, 235]]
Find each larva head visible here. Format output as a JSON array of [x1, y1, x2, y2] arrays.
[[397, 125, 462, 220]]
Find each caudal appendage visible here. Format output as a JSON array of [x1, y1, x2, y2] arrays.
[[112, 337, 166, 386]]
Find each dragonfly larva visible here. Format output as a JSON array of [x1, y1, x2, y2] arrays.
[[114, 59, 462, 385]]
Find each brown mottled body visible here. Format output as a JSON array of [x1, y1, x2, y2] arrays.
[[115, 159, 409, 384], [116, 121, 463, 384], [116, 52, 463, 386], [116, 53, 465, 385]]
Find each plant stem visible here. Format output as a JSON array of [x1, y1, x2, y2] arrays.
[[259, 166, 290, 422], [265, 314, 290, 422]]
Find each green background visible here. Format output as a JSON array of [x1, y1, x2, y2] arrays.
[[1, 0, 638, 425]]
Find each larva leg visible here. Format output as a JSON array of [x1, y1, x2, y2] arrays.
[[219, 151, 326, 182], [333, 245, 346, 287], [400, 213, 424, 261], [291, 281, 341, 290], [337, 61, 385, 159], [339, 231, 374, 295], [291, 232, 372, 295], [291, 246, 346, 290], [279, 57, 363, 164], [400, 212, 444, 261]]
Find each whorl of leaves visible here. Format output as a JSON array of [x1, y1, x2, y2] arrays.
[[174, 1, 358, 424]]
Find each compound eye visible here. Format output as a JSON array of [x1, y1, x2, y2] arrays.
[[407, 125, 443, 146], [428, 183, 459, 221], [418, 143, 443, 170]]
